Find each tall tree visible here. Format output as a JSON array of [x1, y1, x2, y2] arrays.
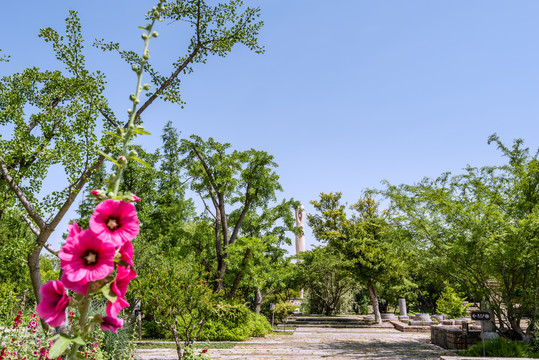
[[179, 135, 285, 298], [297, 246, 355, 315], [308, 192, 407, 323], [0, 0, 264, 310]]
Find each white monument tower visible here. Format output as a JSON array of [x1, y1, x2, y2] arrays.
[[295, 205, 306, 299]]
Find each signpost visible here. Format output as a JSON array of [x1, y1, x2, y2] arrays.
[[471, 311, 491, 356], [270, 303, 275, 327]]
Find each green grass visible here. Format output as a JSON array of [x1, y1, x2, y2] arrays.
[[135, 341, 237, 350]]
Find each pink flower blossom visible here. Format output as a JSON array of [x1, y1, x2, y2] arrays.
[[61, 273, 89, 296], [119, 240, 134, 267], [107, 265, 137, 317], [99, 316, 123, 333], [89, 199, 139, 247], [59, 229, 116, 284], [36, 281, 71, 327], [132, 195, 141, 202]]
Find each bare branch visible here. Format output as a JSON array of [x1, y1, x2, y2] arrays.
[[198, 192, 216, 219], [44, 243, 59, 257], [22, 214, 40, 236]]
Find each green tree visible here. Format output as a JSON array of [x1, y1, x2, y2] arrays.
[[138, 254, 213, 359], [382, 135, 539, 340], [297, 246, 355, 315], [179, 135, 285, 299], [308, 192, 407, 323]]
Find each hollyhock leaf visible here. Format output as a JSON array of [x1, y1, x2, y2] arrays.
[[71, 336, 85, 345], [133, 128, 151, 135], [100, 282, 118, 303], [103, 131, 121, 139], [130, 156, 151, 168], [98, 151, 119, 166], [49, 335, 71, 358]]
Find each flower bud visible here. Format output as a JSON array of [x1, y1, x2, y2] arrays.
[[152, 31, 158, 38], [118, 156, 128, 165], [128, 124, 135, 131], [141, 33, 148, 40], [131, 64, 139, 72], [90, 190, 107, 200], [129, 150, 139, 158], [143, 83, 151, 90], [127, 109, 133, 115], [143, 50, 150, 60]]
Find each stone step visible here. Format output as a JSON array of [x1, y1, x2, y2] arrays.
[[284, 323, 372, 328], [290, 317, 366, 323]]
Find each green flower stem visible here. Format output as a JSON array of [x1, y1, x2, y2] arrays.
[[111, 13, 160, 197], [68, 297, 91, 360]]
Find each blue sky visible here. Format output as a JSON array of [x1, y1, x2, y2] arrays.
[[2, 1, 539, 252]]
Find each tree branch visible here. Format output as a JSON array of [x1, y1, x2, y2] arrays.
[[0, 159, 46, 230], [22, 214, 40, 236]]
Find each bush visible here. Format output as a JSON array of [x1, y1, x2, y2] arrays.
[[436, 283, 470, 318], [460, 337, 537, 358], [273, 302, 296, 323], [198, 302, 271, 341], [142, 316, 171, 340]]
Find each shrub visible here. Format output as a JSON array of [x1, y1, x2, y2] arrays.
[[460, 337, 535, 358], [273, 302, 296, 323], [198, 302, 271, 341], [436, 283, 470, 318]]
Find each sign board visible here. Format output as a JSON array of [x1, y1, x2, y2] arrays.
[[471, 311, 491, 321], [270, 303, 275, 311]]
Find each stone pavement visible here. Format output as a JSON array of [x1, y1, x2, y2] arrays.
[[135, 323, 457, 359]]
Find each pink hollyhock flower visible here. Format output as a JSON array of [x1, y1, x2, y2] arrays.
[[119, 240, 134, 267], [99, 316, 123, 333], [36, 281, 71, 327], [107, 265, 137, 317], [59, 229, 116, 284], [61, 273, 89, 296], [132, 195, 141, 202], [89, 199, 139, 247]]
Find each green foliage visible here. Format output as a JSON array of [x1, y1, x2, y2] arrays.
[[179, 135, 290, 298], [307, 192, 409, 320], [273, 302, 296, 322], [138, 255, 214, 347], [198, 302, 271, 341], [460, 338, 537, 358], [142, 317, 171, 340], [436, 283, 470, 318], [297, 246, 355, 315], [382, 136, 539, 340]]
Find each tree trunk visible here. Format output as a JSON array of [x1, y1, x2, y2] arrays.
[[227, 248, 251, 300], [368, 282, 382, 324], [254, 288, 263, 314], [172, 327, 183, 359], [28, 244, 49, 331]]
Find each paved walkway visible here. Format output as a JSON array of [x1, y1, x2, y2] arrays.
[[135, 323, 457, 359]]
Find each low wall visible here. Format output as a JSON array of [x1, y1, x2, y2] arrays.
[[431, 325, 481, 350]]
